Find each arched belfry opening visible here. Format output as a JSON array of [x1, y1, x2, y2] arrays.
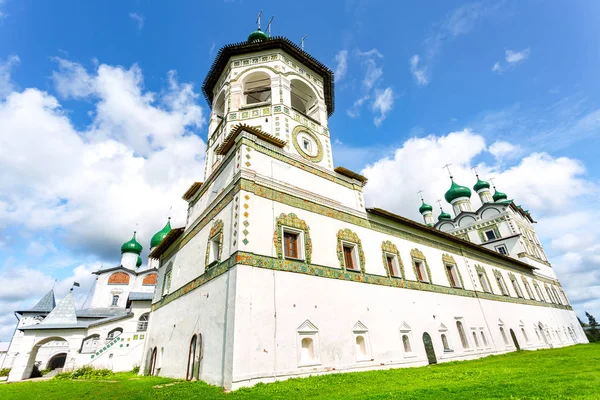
[[290, 79, 318, 120], [242, 71, 272, 106]]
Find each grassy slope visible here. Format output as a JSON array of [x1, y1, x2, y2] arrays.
[[2, 343, 599, 400]]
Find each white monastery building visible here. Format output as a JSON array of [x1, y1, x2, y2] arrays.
[[5, 26, 587, 386], [5, 221, 172, 381]]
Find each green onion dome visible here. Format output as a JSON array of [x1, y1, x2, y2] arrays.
[[419, 201, 433, 214], [493, 188, 508, 202], [248, 29, 269, 43], [136, 256, 142, 268], [438, 210, 452, 221], [473, 178, 490, 192], [121, 232, 143, 255], [444, 179, 472, 203], [150, 217, 172, 248]]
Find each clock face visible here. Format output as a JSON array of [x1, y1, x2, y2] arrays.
[[292, 127, 323, 163]]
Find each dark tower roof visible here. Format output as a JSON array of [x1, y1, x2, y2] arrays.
[[202, 37, 335, 116], [25, 289, 56, 313]]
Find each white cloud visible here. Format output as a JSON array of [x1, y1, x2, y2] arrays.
[[372, 87, 394, 127], [411, 2, 498, 86], [343, 49, 393, 126], [129, 12, 144, 30], [409, 55, 429, 86], [360, 129, 598, 320], [0, 55, 19, 98], [492, 48, 531, 74], [488, 140, 522, 161], [334, 50, 348, 82]]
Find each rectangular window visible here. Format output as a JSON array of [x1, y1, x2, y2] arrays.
[[495, 245, 508, 255], [511, 279, 523, 298], [497, 276, 508, 296], [478, 272, 491, 293], [162, 270, 172, 297], [535, 285, 544, 302], [111, 295, 119, 306], [343, 244, 358, 271], [302, 139, 312, 152], [415, 261, 429, 282], [208, 236, 221, 265], [386, 254, 399, 277], [284, 231, 300, 259], [446, 265, 461, 288], [484, 230, 497, 241]]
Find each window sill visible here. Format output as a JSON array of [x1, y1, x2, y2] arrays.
[[206, 260, 220, 269], [443, 349, 454, 353], [403, 353, 417, 359], [418, 280, 431, 284], [298, 361, 321, 368], [345, 268, 362, 273], [284, 256, 306, 262], [240, 101, 272, 110]]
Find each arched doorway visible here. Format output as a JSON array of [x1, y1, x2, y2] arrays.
[[186, 335, 197, 381], [46, 353, 67, 370], [17, 336, 69, 380], [422, 332, 437, 364], [148, 347, 157, 376], [509, 329, 521, 351]]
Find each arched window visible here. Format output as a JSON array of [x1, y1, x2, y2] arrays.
[[301, 337, 315, 364], [456, 321, 469, 349], [108, 272, 130, 285], [142, 273, 157, 286], [500, 327, 508, 345], [521, 327, 529, 343], [355, 335, 367, 357], [290, 79, 318, 118], [402, 334, 412, 353], [187, 335, 197, 381], [243, 72, 271, 106], [80, 334, 100, 354], [137, 313, 150, 332], [472, 331, 480, 348], [213, 90, 226, 119], [441, 334, 451, 351], [162, 263, 173, 297], [480, 331, 488, 347], [107, 328, 123, 341]]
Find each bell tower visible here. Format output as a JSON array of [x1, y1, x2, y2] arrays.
[[202, 27, 336, 180]]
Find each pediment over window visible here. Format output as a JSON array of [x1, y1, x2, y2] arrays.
[[297, 319, 318, 333], [399, 321, 411, 332], [438, 323, 448, 331], [519, 320, 525, 327], [352, 320, 368, 333], [498, 318, 504, 325]]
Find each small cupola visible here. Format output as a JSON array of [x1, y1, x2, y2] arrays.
[[248, 29, 269, 43], [121, 232, 143, 255], [493, 188, 508, 202], [150, 217, 172, 249]]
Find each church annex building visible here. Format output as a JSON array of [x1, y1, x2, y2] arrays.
[[6, 27, 586, 388]]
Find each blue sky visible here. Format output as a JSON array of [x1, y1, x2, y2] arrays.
[[0, 0, 599, 340]]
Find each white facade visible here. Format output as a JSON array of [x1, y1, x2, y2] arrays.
[[141, 34, 586, 391]]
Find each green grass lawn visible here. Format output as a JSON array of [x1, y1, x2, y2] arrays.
[[2, 343, 599, 399]]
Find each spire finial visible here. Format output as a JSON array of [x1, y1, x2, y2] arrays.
[[443, 163, 453, 179], [436, 199, 444, 211], [417, 190, 425, 203], [133, 230, 137, 238], [267, 16, 274, 37], [256, 10, 263, 30], [489, 177, 497, 189], [471, 166, 480, 179], [301, 34, 308, 51]]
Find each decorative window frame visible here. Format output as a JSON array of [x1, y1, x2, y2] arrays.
[[522, 277, 534, 300], [162, 262, 173, 297], [442, 254, 464, 288], [410, 248, 432, 283], [478, 224, 501, 242], [455, 317, 471, 351], [205, 219, 224, 269], [296, 320, 321, 367], [381, 241, 405, 279], [470, 327, 482, 349], [337, 229, 365, 273], [399, 321, 415, 358], [519, 321, 530, 344], [292, 126, 324, 163], [493, 269, 510, 296], [508, 272, 524, 298], [274, 213, 312, 263], [352, 321, 372, 362], [534, 282, 545, 302], [479, 328, 490, 348], [475, 265, 493, 294], [498, 319, 510, 347], [439, 323, 453, 353], [495, 244, 509, 255]]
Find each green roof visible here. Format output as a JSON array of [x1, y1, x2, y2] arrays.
[[121, 232, 143, 255], [438, 210, 452, 221], [136, 256, 142, 268], [473, 178, 490, 192], [248, 29, 269, 43], [419, 201, 433, 214], [150, 217, 172, 248], [493, 188, 508, 202], [445, 179, 472, 203]]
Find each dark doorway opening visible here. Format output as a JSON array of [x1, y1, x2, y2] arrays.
[[509, 328, 521, 351], [422, 332, 437, 364]]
